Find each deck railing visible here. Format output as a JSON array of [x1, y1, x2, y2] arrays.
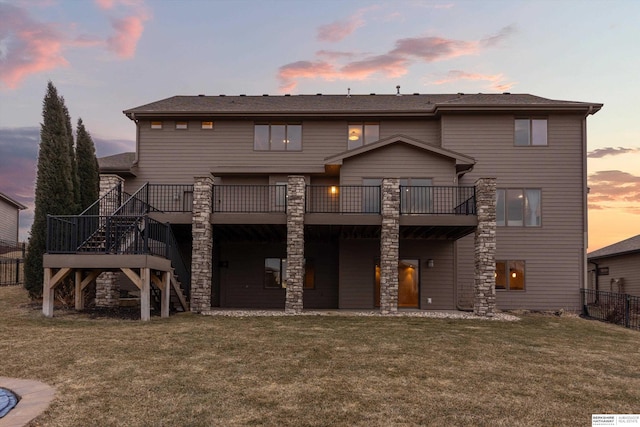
[[306, 185, 381, 214], [146, 184, 194, 212], [582, 288, 640, 330], [213, 185, 287, 213], [400, 186, 476, 215]]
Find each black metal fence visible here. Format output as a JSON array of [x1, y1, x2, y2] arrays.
[[80, 183, 124, 216], [400, 186, 476, 215], [0, 240, 26, 286], [146, 184, 194, 212], [213, 185, 287, 213], [306, 185, 381, 213], [581, 288, 640, 330]]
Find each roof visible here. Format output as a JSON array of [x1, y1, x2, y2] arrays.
[[124, 93, 602, 118], [588, 234, 640, 260], [98, 152, 137, 176], [0, 192, 26, 210]]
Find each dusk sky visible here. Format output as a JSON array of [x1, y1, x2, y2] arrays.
[[0, 0, 639, 250]]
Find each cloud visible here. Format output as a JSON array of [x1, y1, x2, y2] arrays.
[[431, 70, 515, 91], [587, 146, 640, 158], [316, 6, 378, 42], [588, 170, 640, 213], [106, 15, 146, 58], [278, 25, 516, 91], [0, 3, 69, 89], [0, 1, 148, 89]]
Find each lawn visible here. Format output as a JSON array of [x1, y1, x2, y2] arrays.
[[1, 286, 639, 427]]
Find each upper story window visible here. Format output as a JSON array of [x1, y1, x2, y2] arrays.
[[176, 121, 188, 130], [515, 118, 547, 146], [254, 123, 302, 151], [496, 188, 541, 227], [151, 121, 162, 129], [348, 123, 379, 150], [201, 121, 214, 129]]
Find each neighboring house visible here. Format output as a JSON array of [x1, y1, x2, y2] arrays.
[[0, 192, 26, 244], [587, 234, 640, 296], [42, 92, 602, 320]]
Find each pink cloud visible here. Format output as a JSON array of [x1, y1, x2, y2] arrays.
[[588, 170, 640, 212], [0, 3, 69, 89], [432, 70, 515, 91], [317, 16, 364, 43], [278, 25, 516, 92], [106, 15, 146, 58]]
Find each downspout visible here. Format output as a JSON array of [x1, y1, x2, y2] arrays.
[[582, 105, 593, 307], [456, 163, 476, 311]]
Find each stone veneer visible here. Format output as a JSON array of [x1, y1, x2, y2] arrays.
[[473, 177, 497, 317], [285, 176, 306, 313], [380, 178, 400, 315], [190, 176, 214, 312], [95, 174, 124, 308]]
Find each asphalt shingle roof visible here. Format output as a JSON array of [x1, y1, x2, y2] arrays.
[[588, 234, 640, 259], [123, 93, 602, 116]]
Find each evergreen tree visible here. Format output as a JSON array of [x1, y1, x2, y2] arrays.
[[76, 118, 100, 211], [63, 102, 80, 213], [24, 82, 76, 298]]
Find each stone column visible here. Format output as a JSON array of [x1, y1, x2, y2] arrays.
[[190, 176, 213, 312], [95, 175, 125, 308], [380, 178, 400, 315], [285, 176, 305, 314], [474, 178, 497, 317]]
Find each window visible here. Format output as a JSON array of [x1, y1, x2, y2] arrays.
[[151, 121, 162, 129], [348, 123, 379, 150], [201, 121, 214, 129], [496, 189, 541, 226], [254, 123, 302, 151], [496, 260, 525, 290], [400, 178, 433, 214], [176, 121, 188, 129], [264, 258, 314, 289], [515, 118, 547, 146]]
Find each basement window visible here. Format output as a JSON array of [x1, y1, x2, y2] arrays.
[[495, 260, 525, 290]]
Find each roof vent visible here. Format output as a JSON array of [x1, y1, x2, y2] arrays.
[[316, 93, 322, 96], [240, 94, 246, 97], [503, 92, 511, 95], [284, 94, 291, 96], [219, 94, 226, 97], [413, 93, 419, 95], [369, 93, 376, 95], [198, 94, 205, 97], [347, 87, 351, 98], [457, 92, 464, 95], [396, 85, 401, 96], [262, 94, 269, 96]]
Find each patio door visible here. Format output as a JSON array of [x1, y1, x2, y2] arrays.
[[374, 259, 419, 308]]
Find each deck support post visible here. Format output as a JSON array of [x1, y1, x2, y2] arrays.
[[43, 268, 54, 317], [161, 271, 170, 318], [74, 270, 84, 310], [474, 177, 497, 317], [190, 176, 213, 312], [285, 176, 306, 314], [380, 178, 400, 315], [140, 267, 150, 321]]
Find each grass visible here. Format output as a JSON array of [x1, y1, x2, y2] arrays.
[[1, 286, 639, 426]]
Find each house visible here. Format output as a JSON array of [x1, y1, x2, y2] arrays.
[[0, 192, 26, 244], [587, 234, 640, 296], [42, 92, 602, 320]]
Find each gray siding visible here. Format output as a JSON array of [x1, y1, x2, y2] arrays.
[[443, 114, 586, 310], [340, 143, 456, 186], [0, 200, 19, 243], [339, 239, 379, 308], [381, 120, 440, 144], [591, 254, 640, 296]]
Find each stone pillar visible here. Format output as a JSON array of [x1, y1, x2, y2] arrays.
[[285, 176, 305, 314], [380, 178, 400, 315], [190, 176, 213, 312], [474, 178, 497, 317], [95, 175, 125, 308]]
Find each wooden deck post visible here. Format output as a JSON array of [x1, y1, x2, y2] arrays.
[[161, 271, 170, 318], [140, 268, 150, 321], [43, 268, 54, 317], [75, 270, 84, 310]]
